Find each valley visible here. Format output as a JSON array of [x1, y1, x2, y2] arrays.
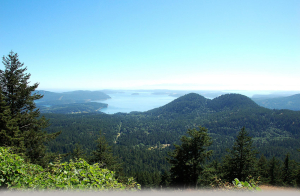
[[43, 92, 300, 186]]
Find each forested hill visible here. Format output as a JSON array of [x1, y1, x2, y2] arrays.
[[253, 93, 300, 111], [146, 93, 209, 115], [146, 93, 261, 116], [208, 93, 259, 111]]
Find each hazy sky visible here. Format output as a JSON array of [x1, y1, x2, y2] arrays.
[[1, 0, 299, 92]]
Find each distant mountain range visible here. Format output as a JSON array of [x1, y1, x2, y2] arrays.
[[252, 94, 300, 111], [35, 90, 110, 103], [34, 90, 110, 113]]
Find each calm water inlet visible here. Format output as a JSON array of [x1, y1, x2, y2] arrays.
[[95, 92, 177, 114]]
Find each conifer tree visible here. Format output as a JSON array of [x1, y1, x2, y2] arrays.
[[268, 156, 282, 185], [71, 143, 88, 160], [296, 149, 300, 187], [0, 51, 60, 166], [160, 170, 170, 188], [0, 87, 25, 153], [222, 127, 258, 182], [282, 153, 293, 186], [90, 131, 123, 177], [167, 126, 213, 188], [256, 154, 269, 183]]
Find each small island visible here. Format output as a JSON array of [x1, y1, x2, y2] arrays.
[[131, 93, 139, 95]]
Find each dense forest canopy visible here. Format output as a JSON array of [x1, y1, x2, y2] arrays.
[[42, 92, 300, 188]]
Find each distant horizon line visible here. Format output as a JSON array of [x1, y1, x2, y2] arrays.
[[36, 88, 300, 94]]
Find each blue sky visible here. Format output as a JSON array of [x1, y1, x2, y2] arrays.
[[0, 0, 299, 92]]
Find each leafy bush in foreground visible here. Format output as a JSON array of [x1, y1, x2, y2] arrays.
[[210, 176, 261, 191], [0, 147, 140, 191], [232, 178, 261, 191]]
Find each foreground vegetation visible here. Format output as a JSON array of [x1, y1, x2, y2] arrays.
[[0, 147, 140, 190]]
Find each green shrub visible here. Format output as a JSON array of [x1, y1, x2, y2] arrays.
[[210, 176, 261, 191], [232, 177, 261, 191], [0, 147, 41, 189], [0, 147, 140, 191]]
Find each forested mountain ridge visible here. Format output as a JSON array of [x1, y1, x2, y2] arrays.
[[208, 93, 259, 111], [147, 93, 261, 115], [146, 93, 209, 115]]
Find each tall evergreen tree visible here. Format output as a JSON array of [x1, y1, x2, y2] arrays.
[[0, 51, 60, 166], [71, 143, 88, 160], [0, 87, 24, 153], [296, 149, 300, 187], [268, 156, 282, 185], [159, 170, 170, 188], [222, 127, 258, 182], [256, 154, 269, 183], [167, 126, 213, 188], [282, 153, 293, 186], [90, 131, 123, 177]]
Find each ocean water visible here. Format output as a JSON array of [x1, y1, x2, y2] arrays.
[[96, 92, 177, 114]]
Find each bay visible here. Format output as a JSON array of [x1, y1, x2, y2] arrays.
[[95, 91, 177, 114]]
